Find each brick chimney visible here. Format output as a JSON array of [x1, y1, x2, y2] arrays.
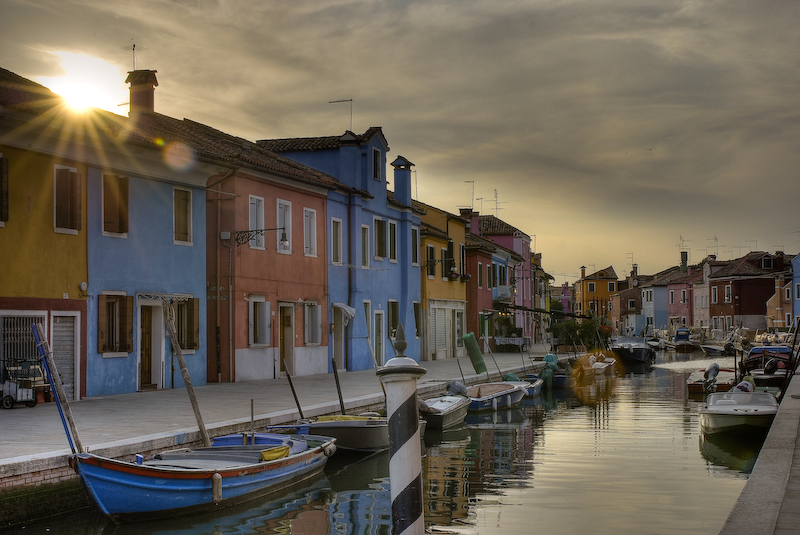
[[125, 70, 158, 116], [681, 251, 688, 273]]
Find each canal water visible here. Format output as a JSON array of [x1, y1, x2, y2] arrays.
[[5, 351, 763, 535]]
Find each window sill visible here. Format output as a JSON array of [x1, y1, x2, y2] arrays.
[[102, 231, 128, 239], [102, 352, 127, 359], [54, 227, 79, 235], [174, 240, 193, 247]]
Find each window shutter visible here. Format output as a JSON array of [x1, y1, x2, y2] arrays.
[[304, 304, 310, 344], [98, 295, 108, 352], [70, 171, 81, 231], [55, 168, 70, 228], [187, 298, 200, 349], [1, 157, 8, 222], [119, 175, 128, 233], [122, 296, 134, 352]]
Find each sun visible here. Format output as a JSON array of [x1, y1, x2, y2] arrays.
[[37, 52, 128, 113]]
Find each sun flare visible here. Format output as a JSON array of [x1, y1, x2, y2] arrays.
[[37, 52, 127, 113]]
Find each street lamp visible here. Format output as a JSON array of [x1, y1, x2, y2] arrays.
[[225, 227, 289, 247]]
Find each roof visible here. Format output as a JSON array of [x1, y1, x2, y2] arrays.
[[709, 251, 791, 279], [256, 127, 387, 152], [478, 214, 528, 238], [582, 266, 618, 281], [0, 67, 345, 192]]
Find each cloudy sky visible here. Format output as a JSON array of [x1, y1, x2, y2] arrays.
[[2, 0, 799, 283]]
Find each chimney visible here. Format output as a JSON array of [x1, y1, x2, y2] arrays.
[[631, 263, 638, 279], [390, 156, 413, 206], [680, 251, 688, 273], [580, 266, 586, 279], [125, 70, 158, 116]]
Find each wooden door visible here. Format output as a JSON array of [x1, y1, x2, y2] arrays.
[[140, 306, 152, 388]]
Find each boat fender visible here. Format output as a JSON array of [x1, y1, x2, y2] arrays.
[[492, 397, 497, 410], [212, 472, 223, 503], [323, 443, 337, 457]]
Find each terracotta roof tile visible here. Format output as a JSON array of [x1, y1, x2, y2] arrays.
[[257, 127, 387, 152]]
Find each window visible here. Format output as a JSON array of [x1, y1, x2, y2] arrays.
[[411, 227, 419, 265], [304, 303, 322, 345], [331, 219, 342, 264], [277, 200, 291, 253], [413, 302, 421, 338], [786, 313, 792, 327], [303, 209, 317, 256], [487, 264, 493, 289], [361, 225, 370, 267], [587, 282, 596, 293], [460, 244, 466, 277], [54, 165, 81, 233], [248, 296, 270, 346], [98, 294, 133, 354], [1, 154, 9, 225], [628, 299, 636, 309], [102, 174, 128, 235], [479, 312, 485, 337], [176, 298, 200, 350], [669, 290, 674, 304], [445, 241, 455, 277], [374, 218, 387, 259], [785, 287, 792, 301], [455, 310, 464, 347], [711, 286, 718, 304], [173, 187, 191, 243], [762, 257, 773, 270], [249, 196, 265, 248], [372, 147, 381, 180], [441, 248, 448, 279], [388, 300, 399, 338], [796, 284, 800, 300], [426, 246, 436, 277], [724, 285, 732, 303], [608, 282, 616, 292], [681, 290, 687, 303], [388, 220, 397, 262], [478, 262, 483, 288]]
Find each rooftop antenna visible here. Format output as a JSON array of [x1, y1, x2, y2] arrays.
[[708, 236, 725, 257], [329, 99, 353, 131], [493, 189, 507, 216], [746, 239, 758, 252], [475, 197, 484, 213]]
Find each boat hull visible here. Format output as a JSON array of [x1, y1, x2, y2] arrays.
[[611, 337, 656, 364], [71, 437, 335, 523], [466, 382, 527, 412], [420, 395, 471, 430], [266, 416, 426, 452], [699, 392, 778, 435]]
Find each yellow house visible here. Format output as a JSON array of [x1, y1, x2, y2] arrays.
[[416, 202, 468, 360], [574, 265, 618, 319], [0, 77, 89, 401]]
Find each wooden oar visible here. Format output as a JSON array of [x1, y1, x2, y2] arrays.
[[331, 356, 346, 415], [281, 357, 305, 419]]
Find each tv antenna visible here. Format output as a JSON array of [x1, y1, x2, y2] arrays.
[[493, 189, 507, 216], [329, 99, 353, 131]]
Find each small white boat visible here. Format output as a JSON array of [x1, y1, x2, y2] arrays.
[[465, 382, 528, 412], [418, 394, 471, 430], [699, 391, 779, 435]]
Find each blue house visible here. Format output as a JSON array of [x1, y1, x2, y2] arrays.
[[258, 129, 422, 370], [85, 71, 226, 396]]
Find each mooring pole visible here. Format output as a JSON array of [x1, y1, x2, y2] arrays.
[[376, 323, 426, 535]]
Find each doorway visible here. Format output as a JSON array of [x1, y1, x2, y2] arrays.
[[333, 306, 345, 370], [138, 301, 164, 390], [279, 304, 294, 375]]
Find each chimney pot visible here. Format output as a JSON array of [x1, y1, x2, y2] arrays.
[[125, 70, 158, 116]]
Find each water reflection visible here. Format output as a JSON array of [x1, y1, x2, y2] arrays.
[[7, 351, 762, 535]]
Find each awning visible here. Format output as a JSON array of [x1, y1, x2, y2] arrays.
[[332, 302, 357, 327]]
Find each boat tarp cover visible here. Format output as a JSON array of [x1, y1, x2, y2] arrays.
[[462, 333, 487, 375]]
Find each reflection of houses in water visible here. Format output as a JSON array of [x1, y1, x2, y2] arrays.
[[325, 451, 393, 534], [423, 425, 472, 526]]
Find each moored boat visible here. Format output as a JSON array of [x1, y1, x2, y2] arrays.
[[667, 328, 695, 352], [611, 337, 656, 364], [465, 382, 528, 412], [699, 391, 779, 435], [418, 394, 471, 430], [686, 363, 736, 395], [70, 435, 336, 523], [264, 414, 407, 453]]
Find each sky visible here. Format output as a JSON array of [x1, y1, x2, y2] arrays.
[[2, 0, 799, 285]]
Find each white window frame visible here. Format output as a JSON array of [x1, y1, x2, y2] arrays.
[[303, 208, 317, 257], [669, 290, 674, 304], [388, 300, 399, 338], [361, 225, 370, 268], [785, 287, 792, 301], [248, 296, 270, 347], [304, 302, 322, 345], [587, 282, 596, 293], [608, 281, 615, 292], [373, 217, 386, 260], [331, 218, 342, 265], [277, 199, 291, 254], [388, 220, 398, 263], [711, 286, 718, 304], [372, 147, 382, 181], [249, 195, 265, 249], [478, 262, 483, 289], [681, 289, 687, 303], [724, 285, 732, 303]]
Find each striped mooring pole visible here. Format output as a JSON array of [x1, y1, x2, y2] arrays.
[[376, 323, 427, 535]]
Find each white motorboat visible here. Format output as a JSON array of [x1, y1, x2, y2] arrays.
[[699, 391, 779, 435]]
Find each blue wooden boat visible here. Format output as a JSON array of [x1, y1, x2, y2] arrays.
[[69, 434, 336, 523], [465, 382, 527, 411]]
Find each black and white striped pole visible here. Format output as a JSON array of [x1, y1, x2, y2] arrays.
[[376, 322, 427, 535]]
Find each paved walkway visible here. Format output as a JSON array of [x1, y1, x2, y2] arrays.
[[0, 349, 547, 476]]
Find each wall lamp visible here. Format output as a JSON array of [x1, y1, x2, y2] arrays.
[[222, 227, 289, 247]]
